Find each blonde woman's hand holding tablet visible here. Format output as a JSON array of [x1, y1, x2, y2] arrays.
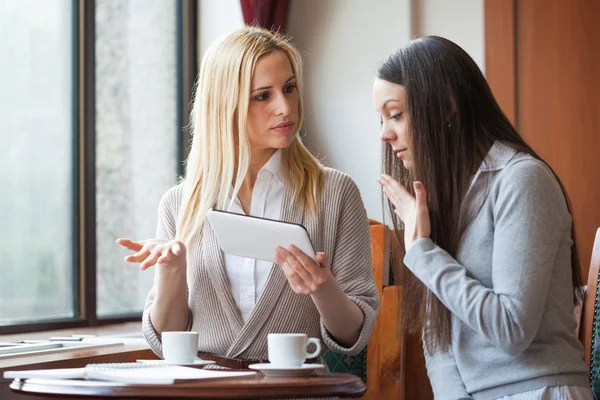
[[274, 246, 329, 295]]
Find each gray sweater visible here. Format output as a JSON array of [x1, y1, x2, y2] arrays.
[[404, 142, 589, 399], [142, 168, 379, 361]]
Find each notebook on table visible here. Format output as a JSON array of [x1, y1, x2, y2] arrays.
[[3, 362, 257, 385]]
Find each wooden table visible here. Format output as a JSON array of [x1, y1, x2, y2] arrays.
[[9, 373, 366, 399]]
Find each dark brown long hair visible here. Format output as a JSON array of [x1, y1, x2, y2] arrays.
[[377, 36, 582, 354]]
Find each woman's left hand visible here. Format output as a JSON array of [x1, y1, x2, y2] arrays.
[[378, 174, 431, 251], [275, 246, 331, 295]]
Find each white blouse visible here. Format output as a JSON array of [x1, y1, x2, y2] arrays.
[[225, 150, 284, 322]]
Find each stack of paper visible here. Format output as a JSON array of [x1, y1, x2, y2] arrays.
[[3, 363, 257, 385]]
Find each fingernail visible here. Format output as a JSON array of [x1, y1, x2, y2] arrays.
[[414, 181, 423, 190]]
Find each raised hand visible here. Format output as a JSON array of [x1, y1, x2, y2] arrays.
[[377, 174, 431, 251], [116, 238, 186, 271]]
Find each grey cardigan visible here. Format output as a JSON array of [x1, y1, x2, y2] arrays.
[[142, 168, 379, 363], [405, 142, 589, 399]]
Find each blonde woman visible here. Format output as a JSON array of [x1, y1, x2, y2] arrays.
[[116, 27, 379, 376]]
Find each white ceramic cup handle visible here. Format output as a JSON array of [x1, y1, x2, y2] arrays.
[[306, 338, 321, 359]]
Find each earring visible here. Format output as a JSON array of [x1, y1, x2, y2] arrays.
[[447, 121, 452, 128]]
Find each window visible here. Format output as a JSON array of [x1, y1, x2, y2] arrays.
[[0, 0, 197, 334], [0, 0, 76, 325], [95, 0, 179, 317]]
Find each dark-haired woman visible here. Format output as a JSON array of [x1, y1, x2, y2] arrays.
[[374, 36, 592, 400]]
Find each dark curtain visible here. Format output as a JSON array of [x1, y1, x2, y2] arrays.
[[240, 0, 291, 33]]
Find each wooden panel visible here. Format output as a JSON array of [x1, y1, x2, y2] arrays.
[[358, 221, 386, 400], [379, 286, 403, 399], [377, 285, 432, 400], [403, 332, 432, 400], [484, 0, 516, 124], [516, 0, 600, 277], [360, 313, 381, 400]]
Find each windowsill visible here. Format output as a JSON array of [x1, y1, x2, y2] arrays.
[[0, 321, 143, 343], [0, 321, 154, 374]]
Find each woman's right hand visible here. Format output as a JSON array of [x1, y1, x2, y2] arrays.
[[116, 238, 186, 271]]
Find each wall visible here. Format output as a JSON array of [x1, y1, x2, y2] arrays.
[[198, 0, 484, 220], [286, 0, 411, 220], [412, 0, 485, 71], [198, 0, 244, 56]]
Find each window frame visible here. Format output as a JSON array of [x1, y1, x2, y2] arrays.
[[0, 0, 198, 335]]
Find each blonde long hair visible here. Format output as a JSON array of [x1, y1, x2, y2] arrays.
[[177, 27, 325, 247]]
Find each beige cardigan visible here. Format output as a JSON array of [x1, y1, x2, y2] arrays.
[[142, 168, 379, 368]]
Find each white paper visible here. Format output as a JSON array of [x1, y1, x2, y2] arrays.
[[4, 363, 256, 385], [4, 368, 85, 380]]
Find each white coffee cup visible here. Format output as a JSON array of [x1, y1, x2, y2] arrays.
[[267, 333, 322, 368], [162, 331, 199, 364]]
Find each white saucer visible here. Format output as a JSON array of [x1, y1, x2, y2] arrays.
[[136, 358, 216, 368], [248, 363, 325, 378]]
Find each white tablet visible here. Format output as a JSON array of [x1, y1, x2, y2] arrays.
[[206, 209, 317, 264]]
